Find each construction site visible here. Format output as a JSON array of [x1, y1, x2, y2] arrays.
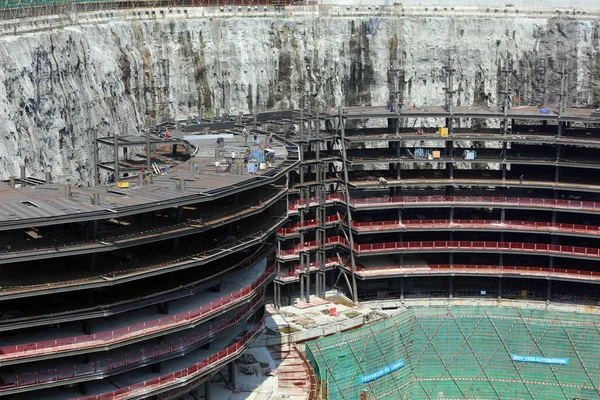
[[1, 0, 600, 399]]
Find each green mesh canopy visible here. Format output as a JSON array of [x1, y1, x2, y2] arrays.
[[306, 306, 600, 400]]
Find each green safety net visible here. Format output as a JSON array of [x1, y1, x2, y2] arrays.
[[305, 306, 600, 400]]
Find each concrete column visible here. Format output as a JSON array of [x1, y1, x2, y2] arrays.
[[449, 276, 453, 299], [78, 383, 88, 395], [300, 274, 305, 302], [399, 277, 404, 300], [82, 321, 91, 335], [45, 170, 51, 184], [9, 176, 15, 189], [20, 164, 25, 180], [157, 302, 169, 314], [229, 362, 236, 388], [204, 381, 211, 400], [498, 278, 502, 299], [547, 280, 552, 302]]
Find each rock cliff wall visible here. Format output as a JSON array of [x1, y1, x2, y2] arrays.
[[0, 8, 598, 183]]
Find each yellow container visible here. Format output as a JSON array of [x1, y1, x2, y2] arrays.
[[439, 127, 449, 137], [521, 290, 528, 298], [117, 181, 130, 188]]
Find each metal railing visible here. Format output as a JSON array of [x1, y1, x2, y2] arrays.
[[0, 297, 262, 391], [0, 265, 274, 362], [280, 218, 600, 237], [280, 257, 600, 283], [288, 195, 600, 213], [73, 319, 265, 400], [279, 236, 600, 259]]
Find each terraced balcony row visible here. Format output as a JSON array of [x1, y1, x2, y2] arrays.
[[73, 320, 264, 400], [279, 218, 600, 239], [345, 155, 600, 169], [348, 177, 600, 194], [0, 264, 274, 365], [343, 131, 600, 148], [0, 188, 286, 265], [0, 298, 262, 395], [277, 258, 600, 284], [0, 216, 285, 300], [0, 246, 270, 330], [288, 194, 600, 215], [278, 236, 600, 262]]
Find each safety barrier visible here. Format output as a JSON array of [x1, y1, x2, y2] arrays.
[[351, 219, 600, 236], [277, 215, 341, 236], [73, 320, 264, 400], [281, 257, 600, 283], [279, 237, 600, 259], [0, 265, 274, 362], [288, 195, 600, 213], [354, 264, 600, 281], [280, 218, 600, 237], [0, 297, 262, 391]]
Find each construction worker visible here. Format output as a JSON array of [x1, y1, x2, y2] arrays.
[[520, 174, 524, 184], [231, 150, 236, 163], [215, 160, 220, 173]]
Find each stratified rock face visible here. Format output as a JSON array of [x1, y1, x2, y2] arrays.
[[0, 12, 597, 184]]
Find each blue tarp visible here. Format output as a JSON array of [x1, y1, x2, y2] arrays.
[[252, 149, 265, 162]]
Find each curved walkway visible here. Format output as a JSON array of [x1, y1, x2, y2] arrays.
[[0, 299, 262, 394], [0, 188, 285, 265], [289, 194, 600, 214], [279, 218, 600, 238], [73, 321, 264, 400], [278, 237, 600, 262], [278, 258, 600, 284], [0, 265, 274, 365]]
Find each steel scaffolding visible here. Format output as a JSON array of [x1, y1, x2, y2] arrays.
[[306, 306, 600, 400]]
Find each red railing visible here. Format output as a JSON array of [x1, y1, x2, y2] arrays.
[[73, 320, 264, 400], [355, 241, 600, 257], [288, 195, 600, 213], [353, 264, 600, 280], [351, 219, 600, 236], [279, 218, 600, 237], [277, 215, 341, 236], [282, 258, 600, 283], [279, 237, 600, 259], [0, 298, 262, 390], [0, 265, 274, 362]]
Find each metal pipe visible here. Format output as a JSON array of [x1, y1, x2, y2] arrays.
[[113, 134, 119, 182], [146, 130, 152, 174]]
